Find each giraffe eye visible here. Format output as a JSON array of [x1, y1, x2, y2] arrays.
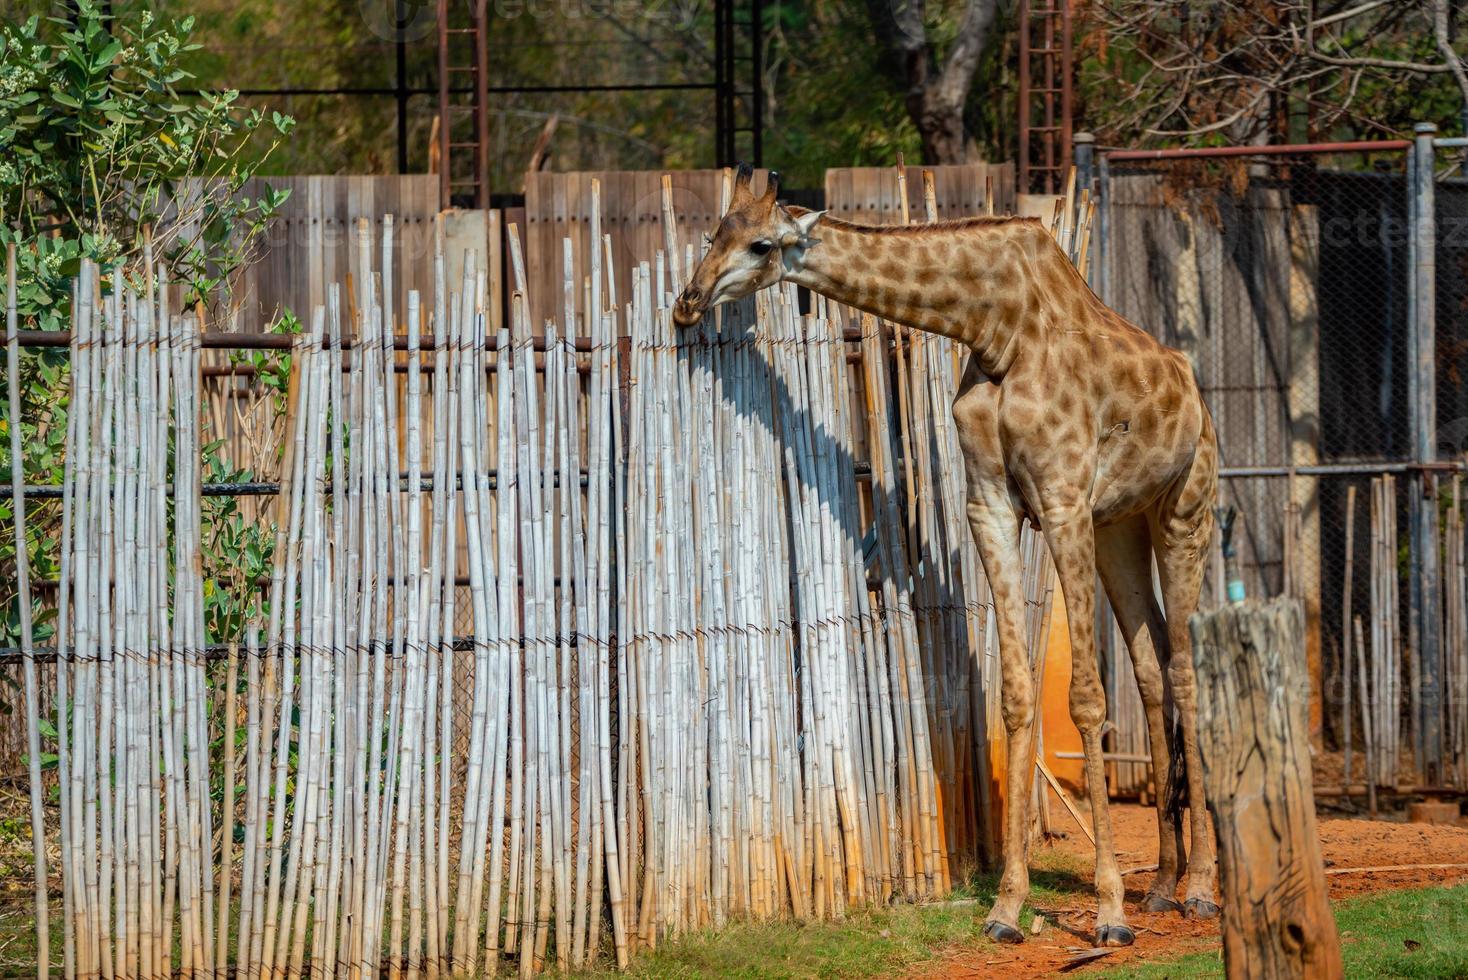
[[749, 240, 774, 256]]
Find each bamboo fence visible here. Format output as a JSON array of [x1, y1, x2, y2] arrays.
[[9, 172, 1064, 977], [14, 165, 1465, 977], [1447, 477, 1468, 787]]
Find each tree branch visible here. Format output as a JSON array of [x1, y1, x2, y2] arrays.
[[1433, 0, 1468, 120], [1312, 0, 1397, 29]]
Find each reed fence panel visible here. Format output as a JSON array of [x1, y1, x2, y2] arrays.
[[16, 156, 1449, 977], [6, 171, 1075, 974]]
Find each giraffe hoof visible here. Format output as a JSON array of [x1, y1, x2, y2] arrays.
[[1183, 898, 1220, 920], [1095, 924, 1136, 948], [982, 919, 1025, 945], [1140, 893, 1183, 914]]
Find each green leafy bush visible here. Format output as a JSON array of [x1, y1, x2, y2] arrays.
[[1, 0, 295, 320], [1, 0, 295, 651]]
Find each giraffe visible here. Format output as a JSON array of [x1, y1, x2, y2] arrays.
[[671, 166, 1221, 948]]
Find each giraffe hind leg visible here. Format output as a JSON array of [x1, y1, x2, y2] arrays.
[[1153, 465, 1220, 920], [1095, 516, 1187, 915]]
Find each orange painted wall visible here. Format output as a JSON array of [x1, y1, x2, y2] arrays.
[[1040, 589, 1086, 795], [981, 587, 1087, 859]]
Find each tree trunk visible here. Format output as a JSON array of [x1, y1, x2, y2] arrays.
[[1189, 597, 1343, 980], [908, 90, 967, 165], [865, 0, 999, 166]]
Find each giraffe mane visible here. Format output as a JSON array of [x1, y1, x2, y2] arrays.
[[785, 206, 1039, 235]]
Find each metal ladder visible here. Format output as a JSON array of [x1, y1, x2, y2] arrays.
[[1018, 0, 1074, 195], [714, 0, 764, 167], [437, 0, 489, 208]]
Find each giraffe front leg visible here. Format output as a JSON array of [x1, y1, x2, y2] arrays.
[[966, 500, 1032, 945], [1095, 518, 1186, 915], [1045, 506, 1134, 948]]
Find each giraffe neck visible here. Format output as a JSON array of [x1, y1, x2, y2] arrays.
[[785, 215, 1079, 377]]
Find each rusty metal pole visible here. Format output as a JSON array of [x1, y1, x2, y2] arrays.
[[1060, 0, 1074, 184], [1097, 149, 1111, 303], [1018, 0, 1031, 192], [1042, 5, 1055, 188], [436, 0, 450, 209], [473, 0, 489, 208], [396, 28, 408, 173]]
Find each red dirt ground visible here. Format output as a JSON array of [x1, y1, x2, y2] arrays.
[[913, 801, 1468, 978]]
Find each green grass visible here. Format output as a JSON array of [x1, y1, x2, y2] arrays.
[[0, 861, 1458, 978], [561, 877, 1468, 980], [0, 856, 1082, 979], [1100, 885, 1468, 980], [563, 851, 1091, 979]]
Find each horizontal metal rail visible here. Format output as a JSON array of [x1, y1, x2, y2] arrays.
[[0, 636, 540, 664], [16, 330, 594, 352], [1219, 461, 1466, 478], [1104, 139, 1411, 162], [15, 459, 874, 500], [13, 471, 595, 499]]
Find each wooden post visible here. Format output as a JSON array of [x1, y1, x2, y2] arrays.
[[1189, 597, 1342, 980]]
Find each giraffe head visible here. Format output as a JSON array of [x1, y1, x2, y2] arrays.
[[672, 164, 825, 327]]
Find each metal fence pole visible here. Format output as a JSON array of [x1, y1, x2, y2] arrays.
[[1073, 132, 1095, 194], [1413, 122, 1443, 782], [1415, 124, 1440, 460], [1074, 134, 1099, 295]]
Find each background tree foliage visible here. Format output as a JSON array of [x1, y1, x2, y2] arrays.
[[1, 0, 294, 652], [8, 1, 1468, 189], [2, 1, 294, 317], [1080, 0, 1468, 148], [28, 0, 1005, 188]]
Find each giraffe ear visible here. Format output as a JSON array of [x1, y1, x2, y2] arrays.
[[776, 207, 825, 249], [794, 209, 826, 239]]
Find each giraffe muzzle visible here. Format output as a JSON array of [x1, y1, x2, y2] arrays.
[[672, 288, 705, 327]]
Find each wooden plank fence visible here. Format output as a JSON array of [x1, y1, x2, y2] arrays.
[[230, 175, 443, 331], [824, 162, 1017, 224]]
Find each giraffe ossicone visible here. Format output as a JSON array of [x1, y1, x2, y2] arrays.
[[677, 166, 1222, 948]]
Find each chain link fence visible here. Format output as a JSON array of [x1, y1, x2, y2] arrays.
[[1092, 138, 1468, 793]]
